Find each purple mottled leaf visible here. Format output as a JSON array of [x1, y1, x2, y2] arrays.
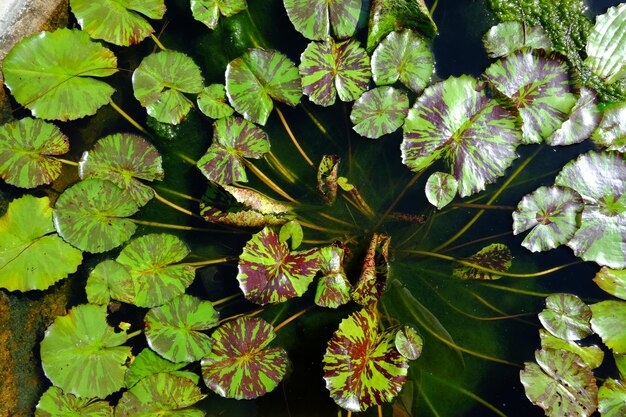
[[283, 0, 361, 40], [453, 243, 512, 280], [548, 87, 600, 146], [592, 101, 626, 152], [352, 233, 391, 306], [482, 22, 551, 58], [197, 84, 234, 119], [350, 87, 409, 139], [317, 155, 339, 205], [425, 171, 458, 209], [539, 293, 592, 341], [315, 245, 351, 308], [191, 0, 247, 30]]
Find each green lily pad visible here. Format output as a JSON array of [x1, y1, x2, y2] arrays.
[[395, 325, 423, 361], [0, 195, 82, 292], [401, 75, 521, 197], [616, 353, 626, 380], [590, 300, 626, 354], [145, 294, 219, 363], [453, 243, 512, 280], [79, 133, 164, 207], [520, 349, 598, 417], [225, 48, 301, 125], [482, 22, 551, 58], [0, 118, 69, 188], [279, 220, 303, 250], [299, 38, 371, 107], [599, 378, 626, 417], [539, 293, 592, 341], [323, 308, 409, 412], [539, 330, 604, 369], [197, 116, 269, 185], [237, 227, 320, 305], [350, 87, 408, 139], [35, 386, 112, 417], [85, 260, 135, 305], [283, 0, 361, 40], [585, 2, 626, 84], [2, 28, 118, 120], [317, 155, 339, 205], [547, 87, 601, 146], [484, 49, 576, 144], [425, 171, 458, 210], [125, 348, 197, 388], [53, 178, 139, 253], [555, 151, 626, 269], [201, 316, 288, 399], [40, 304, 131, 398], [69, 0, 165, 46], [115, 373, 206, 417], [592, 101, 626, 153], [315, 245, 351, 309], [132, 51, 204, 125], [593, 267, 626, 300], [512, 186, 583, 252], [352, 233, 391, 306], [116, 233, 196, 308], [197, 84, 234, 119], [191, 0, 247, 30], [370, 29, 433, 93]]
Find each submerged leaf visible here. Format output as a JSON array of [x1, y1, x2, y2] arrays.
[[593, 267, 626, 300], [395, 325, 423, 361], [317, 155, 339, 205], [539, 293, 592, 341], [592, 101, 626, 153], [85, 260, 134, 305], [197, 84, 234, 119], [539, 330, 604, 370], [191, 0, 247, 30], [201, 316, 288, 399], [482, 22, 551, 58], [315, 245, 351, 309], [599, 378, 626, 417], [125, 348, 193, 388], [425, 171, 458, 210], [585, 2, 626, 84], [352, 233, 391, 306], [453, 243, 512, 280], [283, 0, 361, 40], [350, 87, 408, 139], [590, 300, 626, 354], [367, 0, 437, 51], [35, 386, 112, 417], [547, 87, 600, 146]]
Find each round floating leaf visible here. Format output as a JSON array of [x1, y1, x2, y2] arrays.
[[35, 386, 112, 417], [115, 373, 206, 417], [201, 316, 288, 399], [352, 233, 391, 306], [547, 87, 601, 146], [401, 75, 521, 197], [300, 38, 371, 107], [585, 2, 626, 84], [520, 349, 598, 417], [53, 178, 138, 253], [592, 101, 626, 152], [539, 293, 592, 341], [555, 151, 626, 268], [197, 84, 234, 119], [350, 87, 408, 139], [116, 233, 195, 308], [315, 245, 351, 309], [85, 260, 135, 305], [145, 294, 219, 363], [317, 155, 339, 205], [0, 195, 82, 292], [599, 379, 626, 417], [225, 49, 301, 125], [0, 118, 69, 188], [190, 0, 247, 30], [395, 325, 423, 360], [371, 29, 433, 93], [425, 171, 458, 210], [453, 243, 512, 280], [593, 267, 626, 300], [279, 220, 303, 250], [79, 133, 164, 207], [2, 28, 118, 121], [283, 0, 361, 40], [484, 49, 576, 144], [482, 22, 551, 58], [40, 304, 131, 398], [590, 300, 626, 354], [125, 348, 195, 388], [197, 116, 270, 185], [512, 186, 583, 252], [539, 330, 604, 370], [132, 51, 204, 125], [323, 309, 409, 412], [69, 0, 165, 46]]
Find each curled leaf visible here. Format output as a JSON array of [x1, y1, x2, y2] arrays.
[[317, 155, 339, 205], [592, 101, 626, 153], [547, 87, 600, 146], [539, 330, 603, 370], [352, 233, 391, 306], [315, 245, 351, 309]]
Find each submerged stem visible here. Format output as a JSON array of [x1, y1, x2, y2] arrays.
[[266, 151, 298, 184], [154, 186, 202, 202], [153, 192, 203, 219], [126, 330, 143, 339], [299, 219, 347, 235], [55, 157, 79, 166], [110, 101, 151, 136], [450, 203, 514, 210], [130, 218, 232, 233], [374, 170, 423, 230], [274, 307, 312, 332], [275, 107, 316, 169], [184, 257, 236, 267], [245, 160, 299, 204], [212, 293, 242, 307], [150, 33, 167, 51]]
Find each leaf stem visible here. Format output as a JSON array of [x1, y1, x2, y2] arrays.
[[129, 218, 225, 233], [154, 186, 202, 202], [54, 157, 79, 166], [275, 107, 315, 169], [110, 101, 151, 136], [184, 257, 236, 267], [150, 34, 167, 51], [430, 0, 440, 15], [245, 160, 299, 204], [274, 307, 312, 332], [219, 307, 265, 325], [153, 191, 203, 219], [126, 330, 143, 339], [266, 151, 298, 184], [374, 170, 423, 230], [177, 153, 198, 165], [450, 203, 515, 210], [478, 282, 553, 298], [299, 219, 346, 234], [318, 212, 355, 228], [211, 293, 242, 306]]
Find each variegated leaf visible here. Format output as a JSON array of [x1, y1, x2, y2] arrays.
[[593, 267, 626, 300], [85, 260, 135, 305], [539, 293, 592, 341], [453, 243, 512, 280], [599, 378, 626, 417], [592, 101, 626, 153], [197, 84, 234, 119], [35, 386, 112, 417], [482, 22, 551, 58], [191, 0, 247, 30], [352, 233, 391, 306], [317, 155, 339, 205], [547, 87, 600, 146], [315, 245, 351, 308], [425, 171, 458, 209], [585, 2, 626, 84], [125, 348, 192, 388], [539, 330, 603, 370], [283, 0, 361, 40], [394, 325, 423, 361], [350, 87, 408, 139]]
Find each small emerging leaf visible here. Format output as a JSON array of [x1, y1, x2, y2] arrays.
[[197, 84, 234, 119], [590, 300, 626, 354], [352, 233, 391, 306], [191, 0, 247, 30], [85, 260, 134, 305], [592, 101, 626, 153], [395, 325, 423, 360], [283, 0, 361, 40], [482, 22, 551, 58], [425, 172, 458, 209], [539, 293, 592, 341], [317, 155, 339, 205], [279, 220, 303, 250], [350, 87, 408, 139], [453, 243, 512, 280], [593, 267, 626, 300], [35, 386, 112, 417]]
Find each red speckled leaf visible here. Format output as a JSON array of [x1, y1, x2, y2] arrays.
[[453, 243, 512, 280], [317, 155, 340, 205], [352, 233, 391, 306]]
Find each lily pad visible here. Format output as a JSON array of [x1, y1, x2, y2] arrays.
[[116, 233, 196, 308], [299, 38, 371, 107], [0, 118, 69, 188], [323, 309, 409, 412], [191, 0, 247, 30], [599, 378, 626, 417], [40, 304, 131, 398], [132, 51, 204, 125], [555, 151, 626, 269], [35, 386, 112, 417], [585, 2, 626, 84], [69, 0, 165, 46], [425, 171, 458, 209], [0, 195, 82, 292], [592, 101, 626, 153], [317, 155, 339, 205], [237, 227, 320, 304], [115, 373, 206, 417], [279, 220, 303, 250], [197, 84, 234, 119], [401, 75, 521, 197], [539, 330, 604, 370], [370, 30, 433, 93], [482, 22, 551, 58], [350, 87, 408, 139], [201, 316, 288, 399], [53, 178, 139, 253], [539, 293, 592, 341], [225, 49, 301, 125], [125, 348, 196, 388], [593, 267, 626, 300], [2, 28, 117, 120], [145, 294, 219, 363], [197, 116, 269, 185], [547, 87, 601, 146], [283, 0, 361, 40], [590, 300, 626, 354], [512, 186, 583, 252], [85, 260, 135, 305], [453, 243, 512, 280], [484, 49, 576, 144], [395, 325, 423, 360], [520, 349, 598, 417], [352, 233, 391, 306], [315, 245, 351, 309], [79, 133, 164, 207]]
